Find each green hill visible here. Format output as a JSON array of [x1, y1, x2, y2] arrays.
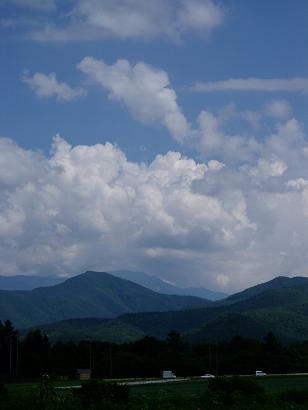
[[0, 271, 210, 328]]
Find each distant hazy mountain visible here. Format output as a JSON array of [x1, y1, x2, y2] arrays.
[[0, 271, 210, 328], [110, 270, 227, 301], [0, 275, 64, 290], [32, 277, 308, 344]]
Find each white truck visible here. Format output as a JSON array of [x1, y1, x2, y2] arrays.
[[255, 370, 266, 376], [161, 370, 176, 379]]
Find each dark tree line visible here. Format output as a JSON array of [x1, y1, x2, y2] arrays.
[[2, 320, 308, 380]]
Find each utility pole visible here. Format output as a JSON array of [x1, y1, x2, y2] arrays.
[[215, 342, 219, 376], [9, 335, 12, 377], [109, 343, 113, 378], [208, 343, 212, 373], [89, 341, 92, 374], [16, 335, 19, 377]]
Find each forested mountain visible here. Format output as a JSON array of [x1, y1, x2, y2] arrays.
[[0, 271, 210, 328], [3, 272, 308, 345]]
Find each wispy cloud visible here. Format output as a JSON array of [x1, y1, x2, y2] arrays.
[[22, 71, 86, 101], [78, 57, 190, 142], [191, 77, 308, 93], [10, 0, 55, 10], [27, 0, 225, 42]]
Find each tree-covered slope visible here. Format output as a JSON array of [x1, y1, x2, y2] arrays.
[[188, 285, 308, 343], [31, 318, 146, 343], [0, 271, 210, 328]]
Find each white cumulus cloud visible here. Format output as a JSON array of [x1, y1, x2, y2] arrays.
[[2, 129, 308, 291], [0, 135, 260, 291]]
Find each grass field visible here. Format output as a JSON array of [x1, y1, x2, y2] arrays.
[[4, 375, 308, 395], [3, 375, 308, 410], [130, 375, 308, 397]]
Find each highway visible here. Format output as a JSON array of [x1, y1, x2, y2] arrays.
[[55, 372, 308, 389]]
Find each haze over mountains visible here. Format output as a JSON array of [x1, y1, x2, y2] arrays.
[[110, 270, 227, 301], [0, 270, 227, 300]]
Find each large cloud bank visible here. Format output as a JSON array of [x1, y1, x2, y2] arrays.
[[1, 122, 308, 291]]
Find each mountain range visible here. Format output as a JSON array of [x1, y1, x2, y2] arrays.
[[0, 270, 227, 300], [0, 271, 210, 328], [28, 275, 308, 344], [2, 271, 308, 345]]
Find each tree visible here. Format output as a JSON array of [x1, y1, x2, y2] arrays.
[[0, 320, 18, 376], [166, 330, 184, 351], [264, 331, 281, 354], [21, 330, 50, 377]]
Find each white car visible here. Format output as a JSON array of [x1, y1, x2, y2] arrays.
[[255, 370, 267, 376], [201, 373, 215, 378]]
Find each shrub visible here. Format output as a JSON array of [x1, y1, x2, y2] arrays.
[[73, 380, 130, 409], [279, 389, 308, 405], [200, 376, 264, 408], [0, 383, 8, 400], [208, 376, 263, 397]]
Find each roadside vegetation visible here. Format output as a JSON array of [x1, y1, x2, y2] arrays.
[[2, 320, 308, 408], [2, 321, 308, 379], [2, 377, 308, 409]]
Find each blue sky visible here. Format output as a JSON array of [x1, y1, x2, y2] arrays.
[[0, 0, 307, 291]]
